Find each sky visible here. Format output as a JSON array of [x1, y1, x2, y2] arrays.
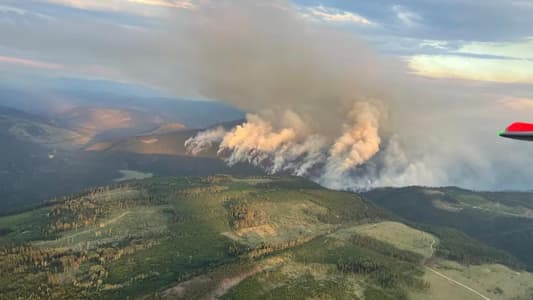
[[0, 0, 532, 84], [1, 0, 533, 190]]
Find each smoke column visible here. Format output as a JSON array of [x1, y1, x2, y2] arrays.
[[186, 102, 382, 187], [6, 0, 527, 190], [179, 0, 395, 189]]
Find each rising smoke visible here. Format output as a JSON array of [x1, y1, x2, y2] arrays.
[[186, 102, 382, 188], [4, 0, 530, 190], [176, 1, 533, 191], [182, 0, 395, 189]]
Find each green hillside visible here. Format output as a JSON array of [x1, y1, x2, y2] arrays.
[[0, 176, 386, 299], [1, 177, 532, 299]]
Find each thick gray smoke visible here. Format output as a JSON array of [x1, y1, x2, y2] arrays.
[[3, 0, 533, 190], [175, 0, 530, 190], [180, 0, 394, 188]]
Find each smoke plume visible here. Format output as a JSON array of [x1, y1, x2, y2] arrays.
[[187, 102, 382, 186], [5, 0, 532, 190], [127, 0, 533, 190], [180, 0, 397, 188]]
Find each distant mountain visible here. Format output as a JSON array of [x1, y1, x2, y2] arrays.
[[364, 186, 533, 270], [0, 85, 244, 130], [0, 105, 88, 150], [0, 88, 59, 116], [0, 106, 255, 213], [85, 129, 197, 156], [145, 123, 187, 135], [53, 106, 166, 143], [0, 81, 247, 213], [0, 105, 49, 124], [1, 176, 532, 299], [85, 119, 244, 157]]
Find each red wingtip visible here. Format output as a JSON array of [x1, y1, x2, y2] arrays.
[[506, 122, 533, 132]]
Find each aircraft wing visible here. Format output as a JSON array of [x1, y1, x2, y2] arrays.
[[499, 122, 533, 141]]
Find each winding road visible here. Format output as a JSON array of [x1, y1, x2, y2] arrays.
[[425, 267, 491, 300], [426, 238, 491, 300]]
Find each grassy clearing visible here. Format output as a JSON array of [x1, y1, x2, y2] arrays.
[[453, 193, 533, 218], [114, 170, 153, 182], [333, 221, 437, 258], [411, 268, 482, 300], [34, 206, 172, 250], [229, 177, 275, 185], [413, 259, 533, 300]]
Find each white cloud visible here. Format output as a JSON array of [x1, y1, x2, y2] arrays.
[[408, 54, 533, 83], [0, 5, 27, 15], [499, 97, 533, 110], [0, 55, 62, 70], [0, 4, 56, 21], [393, 5, 421, 27], [419, 39, 450, 50], [37, 0, 194, 15], [126, 0, 194, 8], [301, 5, 373, 25], [407, 39, 533, 84], [456, 39, 533, 60]]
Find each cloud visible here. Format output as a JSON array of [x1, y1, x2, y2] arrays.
[[0, 55, 63, 70], [456, 39, 533, 60], [392, 5, 421, 27], [301, 5, 373, 25], [0, 54, 125, 84], [401, 37, 533, 84], [35, 0, 194, 15], [0, 3, 57, 22], [499, 97, 533, 110], [0, 4, 26, 15], [125, 0, 194, 9], [419, 39, 450, 50], [307, 1, 533, 42], [408, 55, 533, 84]]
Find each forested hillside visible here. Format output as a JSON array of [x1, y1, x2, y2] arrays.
[[1, 177, 532, 299]]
